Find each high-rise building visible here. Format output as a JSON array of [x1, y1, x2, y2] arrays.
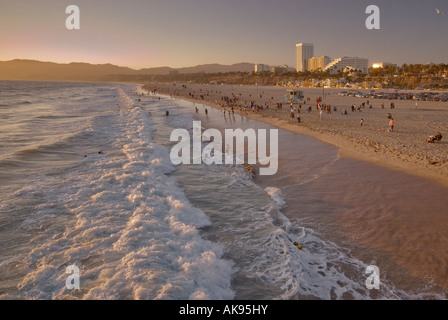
[[308, 56, 332, 72], [296, 43, 314, 72]]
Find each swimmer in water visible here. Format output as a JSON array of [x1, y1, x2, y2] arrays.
[[293, 242, 303, 250]]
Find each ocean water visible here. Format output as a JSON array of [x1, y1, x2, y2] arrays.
[[0, 81, 446, 300]]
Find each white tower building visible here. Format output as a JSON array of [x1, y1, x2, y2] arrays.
[[296, 43, 314, 72]]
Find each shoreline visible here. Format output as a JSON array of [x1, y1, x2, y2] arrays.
[[138, 82, 448, 295], [142, 82, 448, 188]]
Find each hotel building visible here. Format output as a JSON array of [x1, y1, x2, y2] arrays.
[[296, 43, 314, 72], [323, 57, 369, 74], [307, 56, 332, 72]]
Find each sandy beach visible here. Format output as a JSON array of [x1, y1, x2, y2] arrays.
[[143, 82, 448, 187]]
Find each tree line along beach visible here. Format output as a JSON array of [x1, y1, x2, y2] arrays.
[[143, 82, 448, 188]]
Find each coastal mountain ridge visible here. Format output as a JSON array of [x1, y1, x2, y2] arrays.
[[0, 59, 255, 81]]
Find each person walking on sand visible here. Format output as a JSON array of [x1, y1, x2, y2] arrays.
[[360, 118, 364, 126], [389, 118, 395, 132]]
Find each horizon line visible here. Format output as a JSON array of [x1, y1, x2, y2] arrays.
[[0, 59, 259, 71], [2, 58, 447, 71]]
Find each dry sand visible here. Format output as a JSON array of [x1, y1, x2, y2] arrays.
[[144, 82, 448, 187]]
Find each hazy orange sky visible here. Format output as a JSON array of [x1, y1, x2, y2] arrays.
[[1, 0, 447, 69]]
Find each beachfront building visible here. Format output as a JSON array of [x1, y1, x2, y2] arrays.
[[308, 56, 332, 72], [372, 62, 397, 69], [255, 64, 270, 73], [271, 65, 291, 73], [323, 57, 369, 74], [296, 43, 314, 72]]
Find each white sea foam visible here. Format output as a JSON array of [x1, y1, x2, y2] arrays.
[[264, 187, 286, 209], [15, 93, 235, 300]]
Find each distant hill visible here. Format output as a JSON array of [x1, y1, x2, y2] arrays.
[[173, 63, 255, 74], [0, 60, 255, 81], [0, 60, 136, 81]]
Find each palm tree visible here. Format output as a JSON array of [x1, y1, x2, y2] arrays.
[[402, 63, 408, 74]]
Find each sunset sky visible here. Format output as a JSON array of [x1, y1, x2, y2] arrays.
[[1, 0, 447, 69]]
